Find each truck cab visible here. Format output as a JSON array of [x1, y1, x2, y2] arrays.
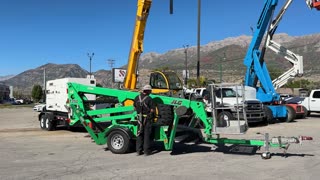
[[300, 89, 320, 115], [196, 85, 265, 124]]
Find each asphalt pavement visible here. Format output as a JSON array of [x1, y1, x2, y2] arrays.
[[0, 107, 320, 180]]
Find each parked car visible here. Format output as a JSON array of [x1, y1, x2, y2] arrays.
[[300, 89, 320, 116], [14, 99, 24, 104], [33, 104, 46, 112]]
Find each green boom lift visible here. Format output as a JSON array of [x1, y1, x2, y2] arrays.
[[67, 82, 312, 159]]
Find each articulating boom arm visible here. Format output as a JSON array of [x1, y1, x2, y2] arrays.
[[265, 0, 303, 89], [268, 39, 303, 89], [243, 0, 278, 102]]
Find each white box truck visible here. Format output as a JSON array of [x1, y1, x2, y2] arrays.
[[38, 77, 96, 131]]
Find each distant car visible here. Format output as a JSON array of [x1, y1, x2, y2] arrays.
[[15, 99, 24, 104], [279, 94, 294, 101], [33, 104, 46, 112], [282, 97, 305, 104]]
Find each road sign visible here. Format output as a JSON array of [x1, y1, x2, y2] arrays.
[[113, 68, 126, 83]]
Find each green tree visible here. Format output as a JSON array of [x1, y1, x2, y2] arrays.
[[268, 67, 283, 81], [285, 79, 312, 89], [31, 84, 43, 102], [187, 76, 208, 87]]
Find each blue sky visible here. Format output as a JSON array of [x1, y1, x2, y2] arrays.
[[0, 0, 319, 76]]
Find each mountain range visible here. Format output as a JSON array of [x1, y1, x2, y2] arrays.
[[1, 33, 320, 95]]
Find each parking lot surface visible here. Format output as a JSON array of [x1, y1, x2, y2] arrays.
[[1, 107, 320, 180]]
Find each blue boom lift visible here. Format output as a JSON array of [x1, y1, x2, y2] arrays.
[[243, 0, 318, 122]]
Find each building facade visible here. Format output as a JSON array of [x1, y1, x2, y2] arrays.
[[0, 83, 10, 102]]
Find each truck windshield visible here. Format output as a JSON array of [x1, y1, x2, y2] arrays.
[[216, 88, 239, 98]]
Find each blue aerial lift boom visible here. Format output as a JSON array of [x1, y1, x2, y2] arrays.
[[243, 0, 318, 121]]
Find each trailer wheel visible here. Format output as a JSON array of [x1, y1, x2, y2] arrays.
[[156, 104, 173, 125], [40, 115, 46, 130], [107, 130, 130, 154], [261, 152, 271, 159], [263, 106, 274, 124], [285, 106, 296, 122]]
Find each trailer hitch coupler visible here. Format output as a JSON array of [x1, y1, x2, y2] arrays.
[[298, 136, 313, 145]]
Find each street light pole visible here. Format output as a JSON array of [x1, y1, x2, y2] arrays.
[[183, 44, 189, 86], [196, 0, 201, 85], [87, 52, 94, 78]]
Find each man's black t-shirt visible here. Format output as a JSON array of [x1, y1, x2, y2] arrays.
[[134, 93, 155, 115]]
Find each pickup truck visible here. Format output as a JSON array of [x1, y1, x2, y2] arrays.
[[191, 86, 265, 124], [299, 89, 320, 116]]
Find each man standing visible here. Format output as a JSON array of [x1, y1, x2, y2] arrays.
[[134, 85, 155, 156]]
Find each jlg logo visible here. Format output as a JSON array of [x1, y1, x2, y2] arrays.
[[171, 100, 182, 105]]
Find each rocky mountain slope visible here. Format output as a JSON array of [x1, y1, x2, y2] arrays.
[[0, 75, 15, 81], [2, 33, 320, 94], [139, 33, 320, 82]]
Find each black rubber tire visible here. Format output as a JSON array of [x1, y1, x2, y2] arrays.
[[156, 104, 174, 126], [44, 115, 55, 131], [263, 106, 274, 124], [285, 106, 296, 122], [217, 111, 233, 127], [302, 106, 308, 118], [107, 130, 130, 154], [40, 114, 46, 130]]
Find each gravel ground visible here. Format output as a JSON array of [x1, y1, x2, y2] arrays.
[[0, 107, 320, 180]]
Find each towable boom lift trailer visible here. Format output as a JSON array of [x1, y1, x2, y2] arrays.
[[67, 82, 312, 159]]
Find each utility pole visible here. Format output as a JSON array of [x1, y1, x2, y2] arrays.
[[196, 0, 201, 84], [108, 59, 116, 88], [43, 68, 46, 102], [107, 59, 115, 69], [87, 52, 94, 78], [183, 44, 189, 86]]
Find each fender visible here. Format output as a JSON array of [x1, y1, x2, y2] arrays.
[[106, 127, 135, 139]]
